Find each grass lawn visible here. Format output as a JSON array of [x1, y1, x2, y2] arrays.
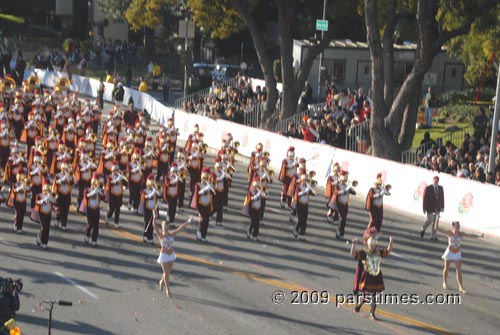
[[412, 122, 472, 147]]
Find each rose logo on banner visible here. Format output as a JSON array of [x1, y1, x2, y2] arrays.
[[243, 133, 248, 147], [458, 193, 474, 214], [413, 181, 427, 201], [221, 128, 227, 140], [264, 139, 271, 152], [202, 124, 207, 135], [183, 120, 188, 132]]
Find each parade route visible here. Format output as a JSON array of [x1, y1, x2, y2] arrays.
[[1, 100, 500, 335]]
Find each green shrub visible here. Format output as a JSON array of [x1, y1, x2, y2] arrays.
[[439, 104, 476, 123], [437, 87, 495, 106], [62, 38, 74, 53]]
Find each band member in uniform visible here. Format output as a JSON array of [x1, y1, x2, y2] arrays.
[[28, 153, 48, 209], [213, 159, 229, 227], [50, 141, 72, 176], [278, 147, 297, 209], [156, 133, 171, 183], [9, 170, 30, 233], [34, 182, 57, 249], [53, 162, 73, 230], [118, 138, 133, 171], [128, 150, 144, 210], [83, 173, 104, 246], [3, 146, 26, 186], [248, 143, 263, 187], [190, 167, 215, 242], [0, 121, 14, 172], [106, 163, 127, 228], [187, 143, 202, 193], [142, 138, 156, 182], [365, 174, 391, 232], [350, 232, 394, 320], [184, 124, 199, 153], [154, 216, 193, 297], [331, 172, 357, 239], [325, 162, 341, 223], [9, 97, 24, 140], [291, 174, 316, 240], [77, 152, 96, 207], [99, 142, 117, 179], [255, 158, 273, 221], [174, 149, 188, 212], [287, 164, 307, 223], [166, 118, 178, 163], [46, 127, 59, 169], [163, 163, 179, 223], [141, 174, 162, 244], [242, 176, 266, 241]]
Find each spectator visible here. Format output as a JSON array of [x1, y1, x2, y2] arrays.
[[424, 87, 437, 128], [472, 108, 489, 140], [78, 53, 88, 76], [97, 77, 105, 110], [125, 64, 132, 88], [138, 77, 148, 92], [161, 73, 170, 102], [112, 83, 125, 105], [284, 123, 301, 139]]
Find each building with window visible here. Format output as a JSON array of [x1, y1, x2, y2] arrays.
[[293, 39, 466, 97]]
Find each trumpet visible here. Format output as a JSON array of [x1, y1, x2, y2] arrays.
[[121, 144, 133, 155], [112, 171, 128, 184]]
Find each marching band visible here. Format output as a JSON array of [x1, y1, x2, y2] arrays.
[[0, 75, 395, 252]]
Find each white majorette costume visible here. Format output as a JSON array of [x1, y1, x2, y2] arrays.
[[190, 166, 215, 242], [291, 174, 316, 240], [163, 163, 180, 223], [442, 234, 462, 261], [242, 176, 266, 241], [325, 162, 341, 224], [32, 182, 57, 249], [140, 174, 162, 244], [278, 147, 297, 209], [106, 163, 127, 228]]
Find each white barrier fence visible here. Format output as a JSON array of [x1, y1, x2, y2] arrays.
[[24, 68, 500, 239]]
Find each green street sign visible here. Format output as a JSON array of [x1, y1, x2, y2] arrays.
[[316, 19, 329, 31]]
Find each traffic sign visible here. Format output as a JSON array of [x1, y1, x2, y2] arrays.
[[316, 19, 329, 31]]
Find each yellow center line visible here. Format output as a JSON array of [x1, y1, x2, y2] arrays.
[[112, 229, 454, 335]]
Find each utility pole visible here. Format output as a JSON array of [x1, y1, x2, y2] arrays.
[[183, 18, 189, 99], [488, 63, 500, 176], [316, 0, 327, 103]]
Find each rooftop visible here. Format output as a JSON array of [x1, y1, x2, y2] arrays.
[[295, 39, 446, 51]]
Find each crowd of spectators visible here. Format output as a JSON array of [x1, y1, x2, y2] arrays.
[[282, 87, 372, 150], [182, 75, 268, 124], [413, 107, 500, 186], [0, 49, 27, 85]]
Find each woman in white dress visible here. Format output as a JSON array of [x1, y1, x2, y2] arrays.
[[154, 216, 193, 297], [438, 221, 483, 294]]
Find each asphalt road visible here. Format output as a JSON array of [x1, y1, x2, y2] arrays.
[[1, 99, 500, 335]]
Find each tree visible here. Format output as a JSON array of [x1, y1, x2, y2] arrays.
[[448, 23, 499, 86], [363, 0, 498, 161], [188, 0, 337, 127], [98, 0, 132, 21]]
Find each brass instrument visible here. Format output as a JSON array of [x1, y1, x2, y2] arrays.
[[232, 141, 240, 149], [348, 180, 359, 187], [28, 74, 41, 90], [384, 184, 392, 196], [87, 133, 98, 143], [0, 77, 16, 94], [56, 77, 71, 92], [308, 171, 318, 187], [199, 143, 208, 154], [112, 171, 129, 184], [121, 143, 133, 155]]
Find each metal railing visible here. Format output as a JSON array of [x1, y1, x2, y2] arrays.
[[401, 125, 473, 164], [174, 77, 238, 109], [345, 121, 370, 153], [274, 103, 326, 134], [243, 102, 265, 128]]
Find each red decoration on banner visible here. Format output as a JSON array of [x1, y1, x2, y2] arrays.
[[265, 139, 271, 151], [243, 133, 248, 147], [341, 161, 349, 171]]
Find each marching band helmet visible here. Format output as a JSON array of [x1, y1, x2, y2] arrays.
[[177, 148, 185, 159], [375, 173, 383, 186], [60, 161, 69, 171], [256, 142, 263, 152], [300, 173, 308, 183], [332, 162, 340, 173], [339, 174, 346, 183], [287, 146, 295, 159], [17, 170, 26, 182], [106, 142, 115, 150], [43, 181, 52, 193], [252, 176, 260, 188], [170, 162, 178, 173], [146, 173, 155, 187], [298, 158, 306, 169], [132, 151, 140, 162], [201, 166, 211, 180], [214, 159, 222, 170]]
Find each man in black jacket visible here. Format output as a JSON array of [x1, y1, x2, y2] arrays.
[[420, 176, 445, 240]]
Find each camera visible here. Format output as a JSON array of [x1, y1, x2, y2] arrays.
[[0, 278, 23, 293]]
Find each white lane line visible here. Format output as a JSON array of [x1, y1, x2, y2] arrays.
[[54, 271, 100, 300]]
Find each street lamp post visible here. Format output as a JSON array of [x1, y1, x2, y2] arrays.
[[183, 17, 189, 99], [317, 0, 327, 103], [488, 63, 500, 176]]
